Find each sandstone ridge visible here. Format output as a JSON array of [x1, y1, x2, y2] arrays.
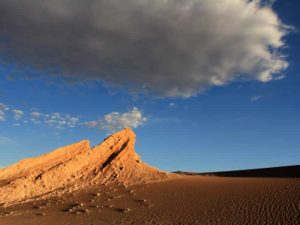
[[0, 128, 171, 205]]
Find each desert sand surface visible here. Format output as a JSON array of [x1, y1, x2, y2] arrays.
[[0, 128, 299, 225]]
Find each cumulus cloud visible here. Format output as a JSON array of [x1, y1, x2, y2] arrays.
[[12, 109, 24, 120], [0, 0, 291, 97], [84, 107, 147, 133]]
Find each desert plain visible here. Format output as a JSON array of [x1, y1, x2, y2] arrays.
[[0, 128, 299, 225]]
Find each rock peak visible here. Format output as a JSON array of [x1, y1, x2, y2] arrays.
[[96, 127, 136, 150], [0, 128, 172, 205]]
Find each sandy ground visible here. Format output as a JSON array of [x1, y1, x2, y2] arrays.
[[1, 130, 299, 224], [1, 175, 299, 225]]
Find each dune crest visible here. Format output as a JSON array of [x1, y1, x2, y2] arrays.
[[0, 128, 172, 205]]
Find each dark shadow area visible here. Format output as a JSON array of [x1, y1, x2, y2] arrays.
[[99, 140, 129, 171], [174, 165, 300, 178]]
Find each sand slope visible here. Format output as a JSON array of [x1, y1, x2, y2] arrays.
[[0, 176, 299, 225], [0, 128, 171, 205]]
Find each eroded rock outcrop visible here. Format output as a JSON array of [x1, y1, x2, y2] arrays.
[[0, 128, 172, 205]]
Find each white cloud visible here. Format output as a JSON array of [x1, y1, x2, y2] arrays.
[[0, 103, 9, 121], [83, 121, 98, 128], [168, 102, 176, 109], [0, 0, 291, 97], [29, 111, 80, 128], [100, 107, 147, 132], [274, 74, 286, 80], [36, 112, 80, 129], [0, 103, 7, 110], [12, 109, 24, 120], [84, 107, 147, 133], [67, 116, 80, 128], [2, 102, 147, 133], [31, 112, 42, 118], [250, 95, 262, 102], [31, 111, 43, 123], [0, 110, 5, 122]]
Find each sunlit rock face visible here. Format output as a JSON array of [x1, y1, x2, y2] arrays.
[[0, 128, 172, 205]]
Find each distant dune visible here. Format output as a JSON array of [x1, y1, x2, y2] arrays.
[[175, 165, 300, 178], [0, 129, 299, 225]]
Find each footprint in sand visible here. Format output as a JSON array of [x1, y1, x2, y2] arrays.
[[135, 198, 152, 207], [1, 211, 13, 216], [116, 208, 131, 213]]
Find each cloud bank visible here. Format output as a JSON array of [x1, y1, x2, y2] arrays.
[[0, 0, 290, 97]]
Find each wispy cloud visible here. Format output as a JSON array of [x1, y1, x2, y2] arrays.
[[168, 102, 177, 109], [0, 103, 9, 122], [250, 95, 263, 102], [0, 110, 5, 122], [0, 136, 12, 144], [83, 121, 98, 128], [84, 107, 147, 133], [31, 112, 43, 123], [274, 75, 286, 81], [30, 111, 80, 129], [12, 109, 24, 120], [0, 103, 8, 110], [45, 112, 79, 129]]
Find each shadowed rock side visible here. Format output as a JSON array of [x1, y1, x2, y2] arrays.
[[0, 128, 173, 205]]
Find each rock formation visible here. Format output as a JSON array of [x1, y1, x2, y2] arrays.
[[0, 128, 171, 205]]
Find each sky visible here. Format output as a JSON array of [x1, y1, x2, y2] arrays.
[[0, 0, 299, 172]]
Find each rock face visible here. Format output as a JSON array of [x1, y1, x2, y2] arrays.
[[0, 128, 171, 205]]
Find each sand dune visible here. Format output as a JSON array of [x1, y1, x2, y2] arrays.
[[0, 128, 299, 225], [175, 165, 300, 178]]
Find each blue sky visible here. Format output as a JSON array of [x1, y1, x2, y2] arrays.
[[0, 0, 299, 172]]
